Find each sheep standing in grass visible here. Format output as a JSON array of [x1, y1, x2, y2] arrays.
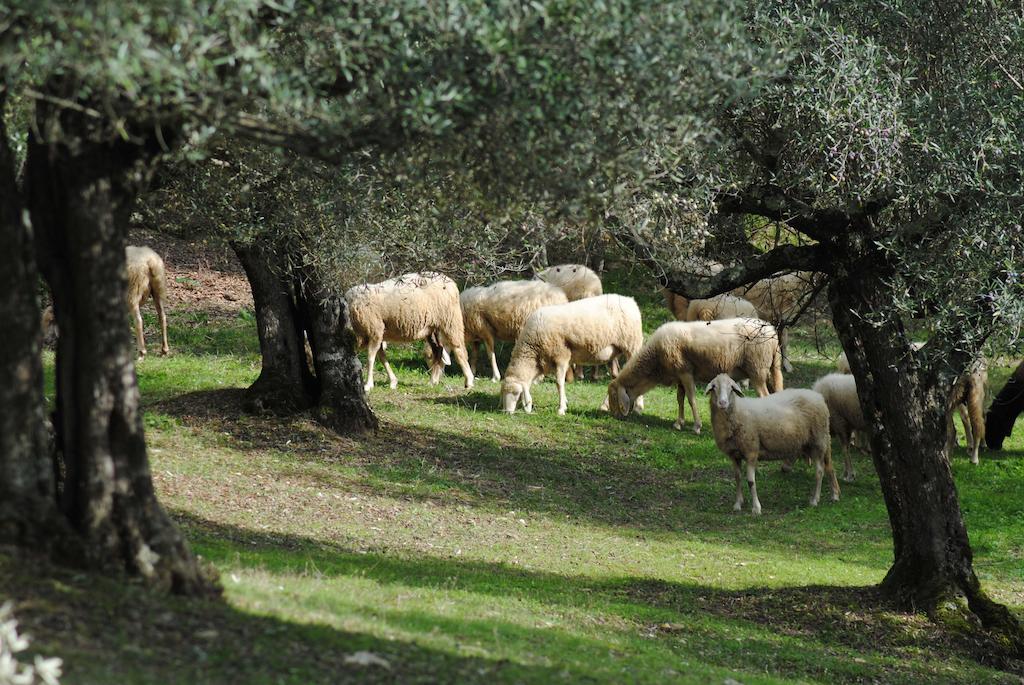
[[346, 272, 474, 391], [706, 373, 840, 515], [461, 280, 568, 382], [126, 245, 170, 358], [837, 348, 986, 463], [501, 294, 642, 415], [606, 318, 783, 434], [812, 373, 867, 481], [535, 263, 603, 301]]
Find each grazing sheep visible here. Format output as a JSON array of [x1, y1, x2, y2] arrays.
[[734, 272, 818, 373], [986, 360, 1024, 450], [535, 263, 603, 301], [346, 272, 474, 391], [664, 271, 817, 372], [837, 346, 986, 463], [947, 360, 987, 464], [683, 294, 759, 323], [501, 294, 642, 415], [126, 245, 170, 358], [812, 373, 867, 481], [460, 280, 568, 382], [606, 318, 783, 434], [706, 373, 840, 515]]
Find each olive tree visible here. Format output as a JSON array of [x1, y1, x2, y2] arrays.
[[620, 3, 1024, 649], [0, 0, 776, 592]]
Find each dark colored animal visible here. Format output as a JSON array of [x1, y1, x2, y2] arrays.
[[985, 361, 1024, 450]]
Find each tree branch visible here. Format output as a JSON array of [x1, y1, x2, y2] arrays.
[[616, 225, 830, 299]]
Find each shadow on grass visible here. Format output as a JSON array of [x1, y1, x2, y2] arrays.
[[0, 552, 580, 685], [173, 513, 1024, 682], [152, 388, 887, 567]]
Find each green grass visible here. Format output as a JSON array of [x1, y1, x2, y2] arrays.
[[7, 301, 1024, 684]]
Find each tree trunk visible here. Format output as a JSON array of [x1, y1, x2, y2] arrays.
[[231, 239, 377, 433], [302, 273, 379, 434], [26, 110, 215, 595], [230, 240, 317, 413], [0, 93, 71, 554], [829, 263, 1023, 650]]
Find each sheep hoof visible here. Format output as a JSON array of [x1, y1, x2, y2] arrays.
[[780, 462, 793, 473], [751, 507, 762, 516], [831, 493, 840, 502], [809, 497, 820, 507], [732, 503, 742, 512], [691, 425, 701, 435], [389, 380, 398, 389], [160, 348, 169, 357], [970, 455, 979, 465], [491, 375, 501, 383], [842, 473, 855, 483], [557, 408, 566, 416], [672, 420, 683, 431], [363, 383, 374, 392]]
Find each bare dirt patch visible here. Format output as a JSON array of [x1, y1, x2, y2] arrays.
[[129, 228, 253, 320]]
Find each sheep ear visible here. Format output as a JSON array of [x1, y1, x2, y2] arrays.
[[441, 347, 452, 366], [704, 379, 716, 394], [731, 379, 744, 396], [617, 386, 632, 413]]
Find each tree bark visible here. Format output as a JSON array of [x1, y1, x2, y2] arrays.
[[0, 92, 71, 555], [230, 240, 317, 413], [231, 238, 377, 433], [302, 277, 379, 434], [25, 105, 215, 595], [829, 258, 1023, 651]]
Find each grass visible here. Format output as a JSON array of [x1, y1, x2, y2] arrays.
[[5, 295, 1024, 684]]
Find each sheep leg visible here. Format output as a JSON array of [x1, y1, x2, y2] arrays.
[[745, 456, 761, 516], [752, 377, 769, 398], [841, 437, 856, 482], [132, 304, 146, 358], [364, 338, 382, 390], [810, 457, 824, 507], [673, 384, 686, 431], [966, 393, 985, 465], [732, 458, 744, 512], [484, 335, 501, 383], [828, 453, 841, 502], [378, 345, 399, 389], [555, 361, 569, 416], [451, 345, 475, 389], [522, 382, 534, 413], [684, 375, 701, 434], [610, 357, 620, 378], [154, 294, 169, 356]]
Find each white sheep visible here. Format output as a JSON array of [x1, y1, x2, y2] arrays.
[[346, 272, 474, 391], [706, 373, 840, 515], [664, 271, 817, 372], [683, 294, 759, 323], [460, 280, 568, 382], [605, 318, 783, 434], [812, 373, 867, 481], [535, 263, 603, 301], [126, 245, 170, 358], [501, 294, 643, 415], [836, 347, 986, 463]]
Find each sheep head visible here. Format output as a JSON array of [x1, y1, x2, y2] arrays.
[[605, 380, 633, 417], [706, 373, 743, 411]]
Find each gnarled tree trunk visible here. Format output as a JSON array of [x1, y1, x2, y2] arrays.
[[231, 240, 317, 413], [0, 92, 70, 554], [231, 237, 377, 434], [25, 103, 214, 595], [829, 258, 1022, 650]]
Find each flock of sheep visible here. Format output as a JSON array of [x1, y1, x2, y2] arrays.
[[344, 262, 986, 515], [70, 247, 992, 516]]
